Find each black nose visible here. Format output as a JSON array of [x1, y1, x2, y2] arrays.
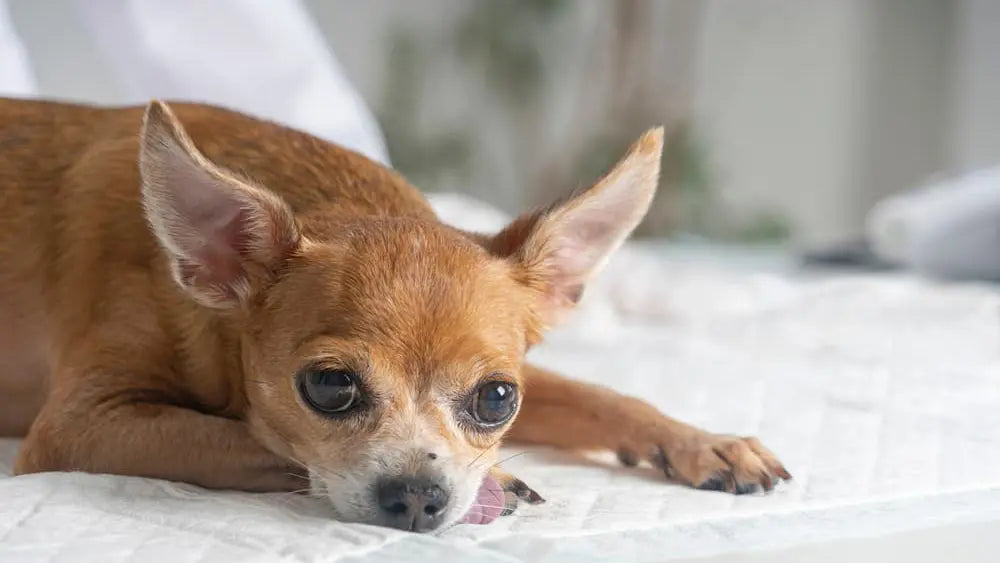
[[376, 476, 451, 532]]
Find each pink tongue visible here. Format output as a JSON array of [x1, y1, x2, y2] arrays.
[[460, 474, 505, 525]]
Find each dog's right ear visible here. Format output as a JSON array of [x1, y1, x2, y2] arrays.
[[487, 128, 663, 331], [139, 100, 301, 309]]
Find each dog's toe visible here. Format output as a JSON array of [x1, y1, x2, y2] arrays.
[[490, 468, 545, 517], [507, 477, 545, 504], [643, 434, 790, 495], [617, 447, 640, 468]]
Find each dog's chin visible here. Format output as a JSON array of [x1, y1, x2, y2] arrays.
[[308, 470, 504, 531]]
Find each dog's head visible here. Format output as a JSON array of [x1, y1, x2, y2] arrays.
[[139, 101, 662, 531]]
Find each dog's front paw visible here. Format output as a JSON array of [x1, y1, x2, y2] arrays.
[[618, 433, 791, 495], [490, 467, 545, 516]]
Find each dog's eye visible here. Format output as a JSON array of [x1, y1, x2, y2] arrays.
[[298, 369, 361, 414], [470, 380, 518, 426]]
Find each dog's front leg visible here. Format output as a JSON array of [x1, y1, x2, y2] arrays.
[[507, 364, 791, 494], [15, 381, 303, 492]]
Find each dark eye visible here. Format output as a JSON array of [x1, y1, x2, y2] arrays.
[[298, 369, 361, 414], [470, 380, 518, 426]]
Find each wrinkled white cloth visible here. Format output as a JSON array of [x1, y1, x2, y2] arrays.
[[0, 0, 389, 165], [4, 197, 1000, 560], [0, 1, 33, 97]]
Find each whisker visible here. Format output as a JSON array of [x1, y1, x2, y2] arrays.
[[492, 451, 527, 467], [282, 487, 316, 495], [284, 454, 349, 482], [467, 438, 502, 468], [285, 454, 311, 470], [466, 502, 507, 509], [311, 467, 348, 482], [276, 454, 345, 497]]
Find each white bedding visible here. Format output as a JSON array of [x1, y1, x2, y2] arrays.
[[3, 198, 1000, 562]]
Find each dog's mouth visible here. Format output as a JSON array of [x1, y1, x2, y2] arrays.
[[460, 473, 505, 525]]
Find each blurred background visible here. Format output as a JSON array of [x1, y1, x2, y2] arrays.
[[5, 0, 998, 257]]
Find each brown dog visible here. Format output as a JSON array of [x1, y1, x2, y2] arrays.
[[0, 98, 789, 531]]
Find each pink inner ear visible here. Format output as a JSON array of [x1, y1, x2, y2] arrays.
[[162, 148, 260, 289], [181, 207, 254, 293], [142, 105, 300, 307], [544, 222, 613, 303]]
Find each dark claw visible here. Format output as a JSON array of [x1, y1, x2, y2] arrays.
[[777, 467, 793, 481], [617, 447, 639, 467], [517, 487, 545, 504], [500, 494, 517, 516], [699, 472, 762, 495], [499, 478, 545, 517], [697, 476, 727, 492], [759, 472, 775, 492], [508, 478, 545, 504]]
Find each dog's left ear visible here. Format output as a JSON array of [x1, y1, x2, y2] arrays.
[[489, 128, 663, 328], [139, 100, 301, 309]]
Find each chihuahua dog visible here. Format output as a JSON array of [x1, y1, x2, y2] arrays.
[[0, 98, 789, 532]]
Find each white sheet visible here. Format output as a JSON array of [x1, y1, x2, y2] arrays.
[[3, 202, 1000, 562]]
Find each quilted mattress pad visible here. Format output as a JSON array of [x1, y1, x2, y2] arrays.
[[2, 196, 999, 562]]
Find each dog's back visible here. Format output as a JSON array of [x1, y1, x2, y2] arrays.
[[0, 98, 432, 436]]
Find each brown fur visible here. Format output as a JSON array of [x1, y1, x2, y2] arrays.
[[0, 98, 788, 529]]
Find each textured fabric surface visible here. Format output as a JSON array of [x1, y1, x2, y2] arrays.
[[3, 251, 999, 562]]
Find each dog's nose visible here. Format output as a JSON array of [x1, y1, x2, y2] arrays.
[[376, 476, 450, 532]]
